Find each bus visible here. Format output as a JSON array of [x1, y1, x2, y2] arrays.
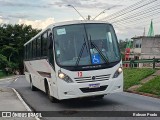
[[24, 20, 123, 102]]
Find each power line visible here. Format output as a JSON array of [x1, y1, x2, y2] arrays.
[[101, 0, 147, 20], [111, 3, 160, 24], [101, 0, 158, 21], [113, 15, 160, 29], [112, 5, 160, 23], [106, 0, 158, 21], [112, 9, 160, 25]]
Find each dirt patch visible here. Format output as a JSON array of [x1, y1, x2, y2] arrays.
[[127, 85, 142, 91], [140, 75, 156, 84]]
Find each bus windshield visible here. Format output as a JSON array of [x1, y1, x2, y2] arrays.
[[53, 23, 120, 67]]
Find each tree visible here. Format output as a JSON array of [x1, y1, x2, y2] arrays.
[[0, 54, 8, 70], [0, 45, 18, 62], [0, 24, 41, 74]]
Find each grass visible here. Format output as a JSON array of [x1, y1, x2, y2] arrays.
[[123, 68, 155, 90], [137, 76, 160, 96], [0, 70, 13, 79], [0, 71, 6, 79]]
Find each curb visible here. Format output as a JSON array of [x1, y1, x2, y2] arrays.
[[12, 88, 41, 120], [12, 88, 32, 111], [0, 76, 19, 81], [126, 90, 160, 99]]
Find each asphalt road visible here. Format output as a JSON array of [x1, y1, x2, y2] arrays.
[[3, 76, 160, 120]]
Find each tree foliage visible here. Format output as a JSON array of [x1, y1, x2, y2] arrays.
[[0, 54, 9, 69], [0, 24, 41, 74]]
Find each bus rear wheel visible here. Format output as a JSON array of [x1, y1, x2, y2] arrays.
[[45, 82, 59, 103], [30, 75, 37, 91]]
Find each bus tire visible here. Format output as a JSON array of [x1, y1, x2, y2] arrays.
[[45, 81, 59, 103], [29, 75, 37, 91]]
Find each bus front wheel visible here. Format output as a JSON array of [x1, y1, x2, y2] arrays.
[[45, 81, 59, 103]]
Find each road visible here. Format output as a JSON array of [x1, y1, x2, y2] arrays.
[[1, 76, 160, 120]]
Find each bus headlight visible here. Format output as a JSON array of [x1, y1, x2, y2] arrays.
[[113, 67, 123, 78], [58, 72, 73, 83], [58, 73, 65, 79]]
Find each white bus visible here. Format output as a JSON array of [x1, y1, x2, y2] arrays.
[[24, 20, 123, 102]]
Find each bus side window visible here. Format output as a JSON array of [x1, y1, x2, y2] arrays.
[[30, 42, 33, 59], [33, 39, 37, 58], [27, 44, 29, 60], [24, 46, 26, 60], [37, 36, 41, 58], [48, 32, 55, 70], [41, 32, 48, 57]]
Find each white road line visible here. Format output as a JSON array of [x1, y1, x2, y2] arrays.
[[12, 88, 41, 120], [14, 78, 18, 82]]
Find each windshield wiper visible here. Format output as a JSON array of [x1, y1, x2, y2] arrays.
[[75, 37, 87, 66], [89, 35, 109, 64]]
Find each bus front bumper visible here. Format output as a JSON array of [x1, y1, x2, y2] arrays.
[[57, 78, 123, 100]]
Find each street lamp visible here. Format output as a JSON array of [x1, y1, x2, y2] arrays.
[[93, 6, 117, 20], [67, 4, 85, 20]]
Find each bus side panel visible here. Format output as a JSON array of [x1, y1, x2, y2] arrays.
[[24, 59, 55, 92]]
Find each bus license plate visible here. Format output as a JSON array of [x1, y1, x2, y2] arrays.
[[89, 83, 100, 88]]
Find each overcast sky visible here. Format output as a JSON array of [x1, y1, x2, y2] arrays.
[[0, 0, 159, 40]]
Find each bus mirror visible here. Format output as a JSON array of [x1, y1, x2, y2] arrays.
[[48, 33, 53, 49]]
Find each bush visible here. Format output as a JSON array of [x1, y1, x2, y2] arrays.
[[0, 54, 8, 70]]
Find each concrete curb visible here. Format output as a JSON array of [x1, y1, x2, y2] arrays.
[[0, 76, 19, 81], [126, 90, 160, 99], [12, 88, 41, 120], [12, 88, 32, 111]]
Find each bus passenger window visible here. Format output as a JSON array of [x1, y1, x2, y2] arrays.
[[33, 39, 36, 58], [42, 32, 48, 57], [37, 36, 41, 58]]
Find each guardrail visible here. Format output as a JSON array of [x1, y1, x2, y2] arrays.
[[123, 58, 160, 69]]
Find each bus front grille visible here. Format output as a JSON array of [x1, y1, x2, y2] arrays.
[[80, 85, 108, 93], [74, 74, 111, 83]]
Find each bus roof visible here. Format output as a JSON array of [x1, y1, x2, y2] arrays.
[[24, 20, 110, 46]]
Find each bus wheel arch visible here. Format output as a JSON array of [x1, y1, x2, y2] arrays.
[[44, 78, 59, 103], [29, 74, 37, 91]]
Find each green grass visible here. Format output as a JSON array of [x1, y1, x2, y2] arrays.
[[124, 68, 155, 90], [0, 71, 6, 79], [137, 76, 160, 96], [0, 70, 13, 79], [0, 71, 5, 78]]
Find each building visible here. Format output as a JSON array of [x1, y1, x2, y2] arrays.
[[131, 36, 160, 67]]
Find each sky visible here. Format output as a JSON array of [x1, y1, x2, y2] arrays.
[[0, 0, 160, 40]]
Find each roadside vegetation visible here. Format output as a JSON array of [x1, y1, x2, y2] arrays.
[[0, 24, 40, 74], [0, 70, 12, 79], [137, 76, 160, 96], [123, 68, 155, 90], [0, 71, 5, 79]]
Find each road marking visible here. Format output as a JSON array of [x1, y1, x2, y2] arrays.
[[12, 88, 41, 120], [14, 78, 18, 82]]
